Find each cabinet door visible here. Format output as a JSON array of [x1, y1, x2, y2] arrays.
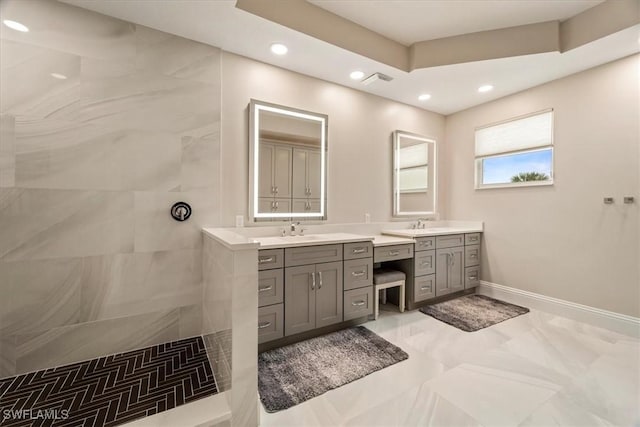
[[285, 264, 316, 336], [273, 145, 292, 198], [292, 148, 307, 199], [258, 143, 274, 198], [435, 249, 451, 296], [315, 261, 343, 329], [307, 149, 322, 198], [449, 247, 465, 293]]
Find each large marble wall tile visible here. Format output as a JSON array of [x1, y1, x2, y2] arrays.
[[0, 337, 16, 379], [14, 308, 180, 375], [14, 117, 181, 191], [0, 0, 136, 60], [203, 237, 234, 336], [51, 71, 220, 134], [0, 40, 81, 118], [134, 189, 218, 253], [230, 249, 259, 427], [136, 26, 222, 85], [179, 304, 202, 339], [81, 249, 202, 322], [0, 115, 15, 188], [0, 188, 134, 261], [181, 122, 221, 191], [0, 257, 82, 336]]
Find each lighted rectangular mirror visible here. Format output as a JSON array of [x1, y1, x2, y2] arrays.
[[249, 100, 328, 221], [393, 130, 437, 217]]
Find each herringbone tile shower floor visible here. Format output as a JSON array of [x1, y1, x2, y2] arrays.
[[0, 337, 218, 427]]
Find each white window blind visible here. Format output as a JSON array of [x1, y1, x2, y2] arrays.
[[475, 110, 553, 157], [399, 143, 428, 168]]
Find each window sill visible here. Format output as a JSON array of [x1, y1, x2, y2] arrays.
[[475, 180, 554, 190]]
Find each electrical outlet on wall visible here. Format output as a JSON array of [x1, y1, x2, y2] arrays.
[[364, 213, 371, 223], [235, 215, 244, 227]]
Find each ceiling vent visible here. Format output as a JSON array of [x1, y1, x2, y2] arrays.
[[361, 72, 393, 85]]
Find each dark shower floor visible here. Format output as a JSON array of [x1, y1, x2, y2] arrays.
[[0, 337, 218, 427]]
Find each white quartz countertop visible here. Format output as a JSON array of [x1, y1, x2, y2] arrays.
[[250, 233, 373, 249], [382, 226, 483, 238], [372, 235, 415, 247]]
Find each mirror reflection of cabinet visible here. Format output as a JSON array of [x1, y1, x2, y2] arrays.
[[393, 130, 437, 217], [250, 100, 328, 221]]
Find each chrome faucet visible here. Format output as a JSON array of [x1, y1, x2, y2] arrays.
[[290, 222, 300, 236], [416, 218, 431, 229]]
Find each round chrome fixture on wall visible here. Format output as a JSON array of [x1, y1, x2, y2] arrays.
[[170, 202, 192, 222]]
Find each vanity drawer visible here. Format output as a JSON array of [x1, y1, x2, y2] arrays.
[[465, 245, 480, 267], [258, 269, 284, 307], [344, 258, 373, 291], [374, 244, 414, 263], [285, 244, 343, 267], [344, 287, 374, 321], [258, 303, 284, 344], [465, 267, 480, 289], [258, 249, 284, 270], [465, 233, 481, 245], [414, 237, 435, 252], [436, 234, 464, 249], [344, 242, 373, 260], [414, 250, 436, 277], [414, 274, 435, 302]]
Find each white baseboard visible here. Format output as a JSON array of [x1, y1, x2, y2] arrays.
[[478, 281, 640, 339]]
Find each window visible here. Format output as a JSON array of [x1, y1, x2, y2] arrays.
[[475, 109, 553, 189]]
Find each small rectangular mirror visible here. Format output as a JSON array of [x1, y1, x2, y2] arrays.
[[393, 130, 437, 217], [249, 100, 328, 221]]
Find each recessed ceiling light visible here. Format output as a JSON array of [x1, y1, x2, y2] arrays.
[[3, 20, 29, 32], [350, 70, 364, 80], [478, 84, 494, 93], [50, 73, 67, 80], [270, 43, 288, 55], [418, 94, 431, 101]]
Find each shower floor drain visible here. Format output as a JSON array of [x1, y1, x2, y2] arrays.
[[0, 336, 218, 427]]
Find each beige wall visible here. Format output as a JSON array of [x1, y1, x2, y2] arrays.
[[445, 54, 640, 317], [0, 0, 221, 377], [220, 52, 446, 226]]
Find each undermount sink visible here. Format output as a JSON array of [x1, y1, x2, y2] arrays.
[[251, 232, 373, 249], [381, 227, 466, 237]]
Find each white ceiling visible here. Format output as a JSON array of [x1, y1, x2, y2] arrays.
[[61, 0, 639, 115]]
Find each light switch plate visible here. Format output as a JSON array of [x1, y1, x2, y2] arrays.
[[364, 213, 371, 223], [235, 215, 244, 227]]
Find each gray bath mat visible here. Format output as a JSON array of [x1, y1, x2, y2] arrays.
[[420, 294, 529, 332], [258, 326, 408, 412]]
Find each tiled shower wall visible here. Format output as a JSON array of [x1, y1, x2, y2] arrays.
[[0, 0, 221, 378]]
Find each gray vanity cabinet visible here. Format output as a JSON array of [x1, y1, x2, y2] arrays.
[[284, 261, 343, 336], [435, 246, 465, 296], [259, 142, 292, 199]]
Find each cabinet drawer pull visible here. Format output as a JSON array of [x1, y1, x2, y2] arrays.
[[420, 286, 430, 291], [351, 300, 366, 307], [470, 236, 478, 241], [352, 248, 366, 254], [470, 254, 478, 258], [259, 256, 274, 264], [258, 321, 271, 329], [469, 276, 478, 281], [419, 241, 431, 246], [258, 286, 273, 292], [388, 250, 400, 256], [351, 271, 366, 277], [420, 261, 431, 267]]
